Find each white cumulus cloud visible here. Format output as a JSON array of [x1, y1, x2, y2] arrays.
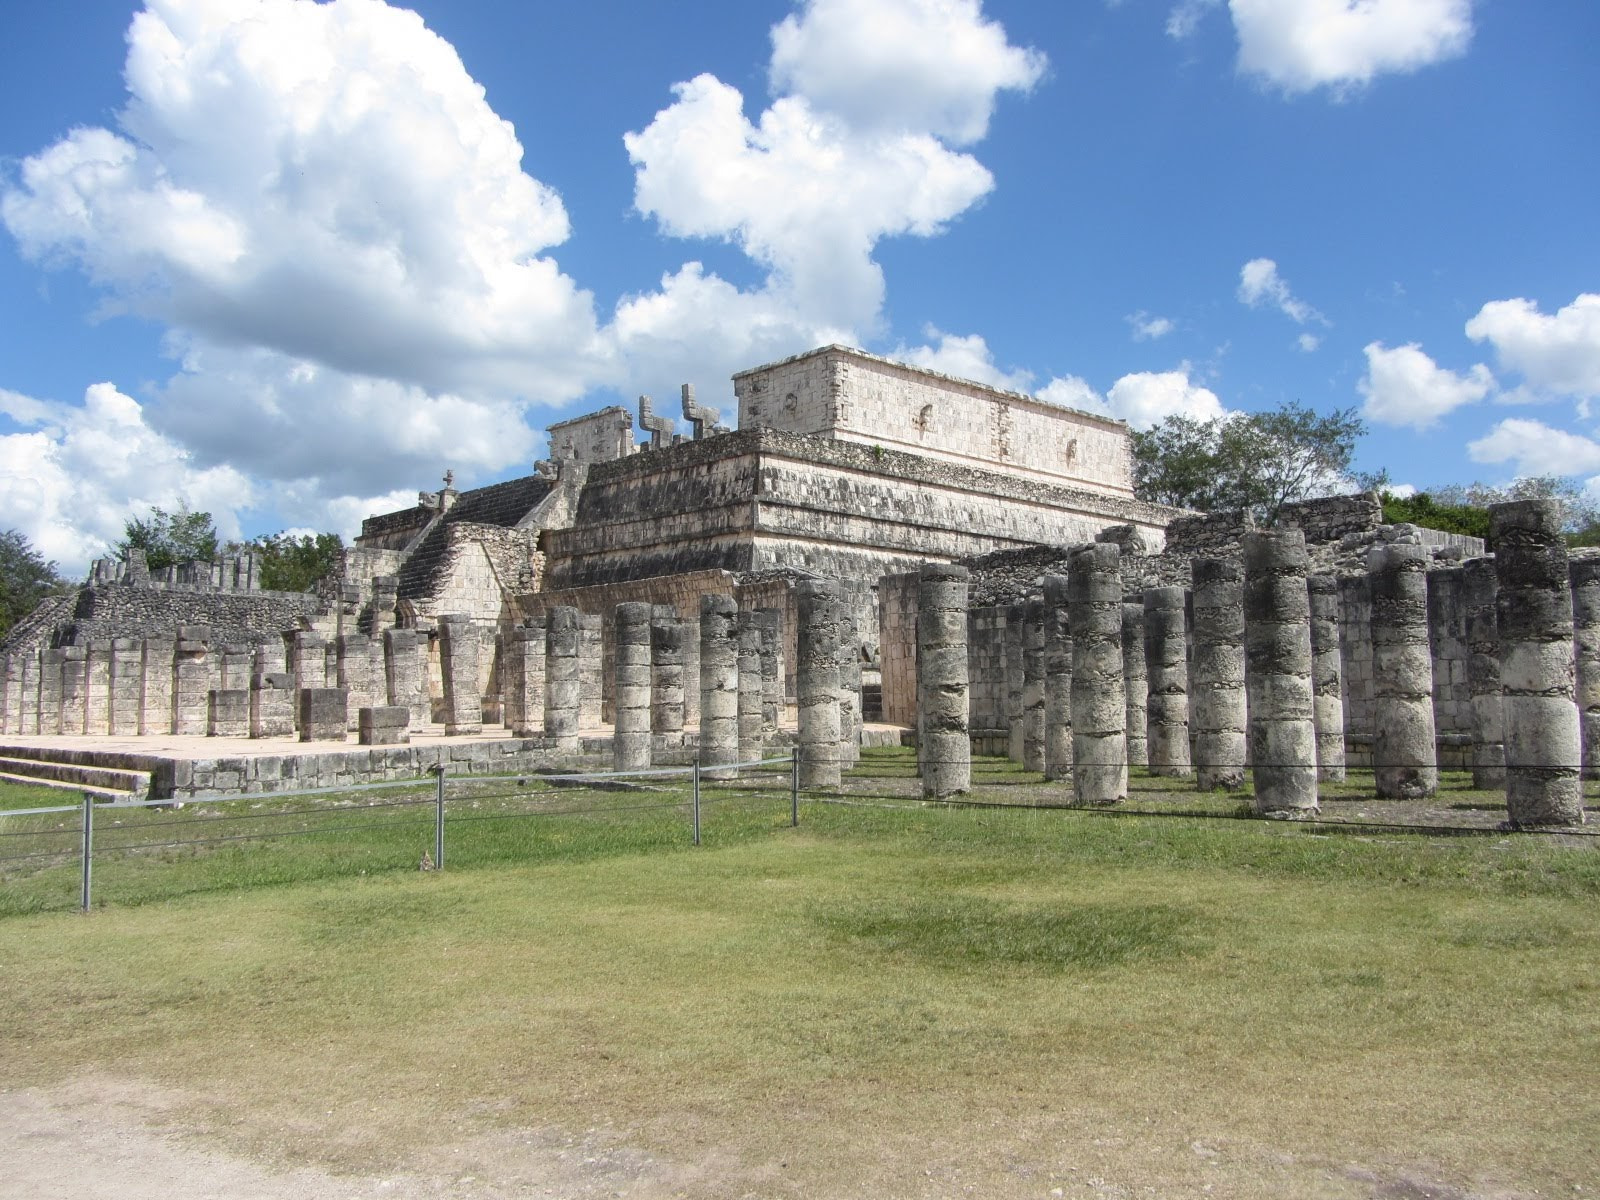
[[1043, 369, 1227, 429], [769, 0, 1045, 146], [1229, 0, 1475, 95], [1464, 293, 1600, 402], [1359, 341, 1494, 429], [1238, 257, 1325, 325], [1128, 312, 1176, 341], [891, 329, 1034, 392], [1468, 418, 1600, 480], [1, 0, 607, 404], [0, 383, 256, 573]]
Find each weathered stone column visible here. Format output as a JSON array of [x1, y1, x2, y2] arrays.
[[1369, 544, 1438, 798], [681, 612, 701, 730], [578, 614, 603, 729], [1191, 557, 1247, 791], [651, 613, 686, 755], [1005, 603, 1025, 762], [504, 619, 546, 737], [1307, 574, 1348, 782], [291, 632, 326, 692], [1492, 500, 1583, 826], [1242, 530, 1319, 818], [737, 612, 764, 763], [699, 594, 739, 774], [139, 638, 174, 735], [1572, 559, 1600, 781], [249, 669, 295, 738], [838, 610, 862, 768], [383, 629, 429, 728], [38, 649, 64, 735], [1143, 586, 1191, 777], [797, 579, 843, 788], [83, 641, 111, 735], [108, 638, 143, 735], [1042, 574, 1074, 782], [918, 564, 971, 799], [755, 609, 782, 733], [613, 602, 654, 771], [1462, 558, 1506, 788], [336, 633, 376, 732], [0, 654, 19, 734], [1022, 598, 1047, 773], [1069, 543, 1127, 805], [436, 616, 483, 735], [1122, 601, 1148, 769], [544, 607, 582, 752], [173, 630, 211, 736], [20, 649, 41, 734]]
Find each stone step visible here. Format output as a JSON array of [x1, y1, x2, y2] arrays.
[[0, 756, 151, 798], [0, 772, 139, 804]]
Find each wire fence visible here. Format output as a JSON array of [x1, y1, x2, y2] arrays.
[[0, 752, 801, 913], [2, 746, 1593, 915]]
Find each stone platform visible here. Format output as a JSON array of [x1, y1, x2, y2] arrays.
[[0, 723, 908, 802]]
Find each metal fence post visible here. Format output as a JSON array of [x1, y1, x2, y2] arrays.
[[80, 792, 93, 912], [433, 765, 446, 870], [692, 759, 701, 846], [790, 746, 800, 827]]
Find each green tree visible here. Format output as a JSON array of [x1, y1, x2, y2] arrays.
[[246, 531, 344, 592], [1381, 476, 1598, 546], [1378, 491, 1491, 541], [0, 529, 70, 640], [1131, 402, 1367, 523], [117, 504, 219, 571]]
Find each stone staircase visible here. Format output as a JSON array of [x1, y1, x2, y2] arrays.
[[0, 746, 154, 803]]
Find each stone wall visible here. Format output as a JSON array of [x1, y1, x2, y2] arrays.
[[733, 344, 1133, 496], [877, 571, 920, 726], [12, 583, 327, 653]]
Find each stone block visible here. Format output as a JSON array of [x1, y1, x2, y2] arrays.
[[358, 705, 411, 745], [208, 689, 250, 737], [298, 688, 349, 742]]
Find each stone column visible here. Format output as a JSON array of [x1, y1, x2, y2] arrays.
[[249, 670, 295, 738], [1243, 531, 1318, 817], [1492, 500, 1583, 826], [83, 641, 112, 735], [755, 609, 782, 733], [1369, 544, 1438, 798], [291, 632, 326, 692], [437, 615, 483, 735], [917, 563, 971, 799], [1042, 574, 1073, 783], [1005, 603, 1025, 762], [20, 649, 41, 734], [38, 649, 64, 735], [1307, 574, 1347, 782], [838, 609, 862, 767], [58, 648, 87, 734], [1122, 600, 1148, 769], [1572, 559, 1600, 781], [737, 612, 764, 763], [578, 614, 603, 730], [336, 633, 376, 732], [797, 579, 843, 788], [504, 619, 546, 737], [681, 611, 701, 730], [651, 614, 686, 755], [1068, 543, 1127, 805], [1191, 557, 1247, 791], [0, 654, 19, 733], [1143, 586, 1191, 777], [108, 638, 142, 735], [1337, 574, 1375, 758], [698, 594, 739, 774], [139, 638, 174, 735], [544, 607, 582, 752], [613, 602, 654, 771], [1462, 558, 1506, 788], [1022, 597, 1047, 773], [383, 629, 429, 728], [173, 630, 212, 736]]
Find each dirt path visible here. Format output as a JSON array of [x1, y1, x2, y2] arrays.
[[1, 1075, 697, 1200]]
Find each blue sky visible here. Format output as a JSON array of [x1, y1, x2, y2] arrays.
[[2, 0, 1596, 572]]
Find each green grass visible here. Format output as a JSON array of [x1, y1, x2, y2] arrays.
[[2, 749, 1598, 1196]]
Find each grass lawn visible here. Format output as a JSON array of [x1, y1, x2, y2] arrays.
[[1, 750, 1597, 1197]]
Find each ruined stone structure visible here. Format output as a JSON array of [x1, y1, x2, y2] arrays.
[[1242, 530, 1319, 818]]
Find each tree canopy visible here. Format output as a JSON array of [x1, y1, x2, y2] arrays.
[[1381, 476, 1599, 546], [117, 505, 219, 571], [0, 529, 70, 640], [1131, 402, 1366, 523], [245, 531, 344, 593]]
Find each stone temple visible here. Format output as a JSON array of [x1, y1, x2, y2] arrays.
[[10, 342, 1585, 830]]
